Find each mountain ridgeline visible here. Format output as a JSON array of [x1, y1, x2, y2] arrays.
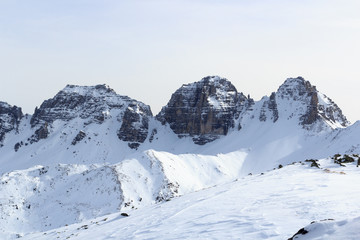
[[0, 76, 350, 150], [0, 76, 358, 239]]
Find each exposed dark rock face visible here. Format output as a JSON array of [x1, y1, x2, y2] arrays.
[[30, 84, 129, 127], [288, 219, 335, 240], [72, 131, 86, 145], [14, 142, 22, 152], [117, 102, 151, 149], [305, 159, 320, 168], [30, 84, 152, 148], [157, 76, 253, 144], [301, 92, 319, 125], [332, 154, 359, 166], [276, 76, 349, 128], [2, 76, 351, 151], [148, 128, 158, 143], [259, 92, 279, 122], [14, 122, 50, 152], [288, 227, 309, 240], [0, 101, 23, 144], [34, 123, 49, 141]]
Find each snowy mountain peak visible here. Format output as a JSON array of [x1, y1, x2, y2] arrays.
[[157, 76, 252, 144], [196, 75, 231, 88], [276, 76, 316, 101], [18, 84, 153, 151], [176, 76, 238, 101], [61, 84, 117, 97], [275, 77, 349, 130], [30, 84, 149, 127]]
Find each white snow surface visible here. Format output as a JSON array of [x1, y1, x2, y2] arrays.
[[19, 158, 360, 240]]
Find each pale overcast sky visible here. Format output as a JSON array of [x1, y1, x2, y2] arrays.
[[1, 0, 360, 122]]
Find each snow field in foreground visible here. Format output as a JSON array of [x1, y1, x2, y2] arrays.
[[22, 158, 360, 240]]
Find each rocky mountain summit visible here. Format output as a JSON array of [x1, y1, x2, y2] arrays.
[[0, 101, 23, 146], [0, 76, 351, 151], [275, 77, 349, 129], [25, 84, 152, 149], [157, 76, 253, 144], [30, 84, 151, 126], [156, 76, 348, 144]]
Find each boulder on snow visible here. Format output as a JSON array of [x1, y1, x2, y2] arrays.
[[71, 131, 86, 145], [305, 159, 320, 168]]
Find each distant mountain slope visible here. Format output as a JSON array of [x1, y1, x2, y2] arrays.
[[0, 76, 359, 239]]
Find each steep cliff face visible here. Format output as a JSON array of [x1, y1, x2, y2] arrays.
[[275, 77, 349, 129], [117, 102, 151, 149], [28, 84, 152, 148], [259, 92, 279, 123], [157, 76, 253, 144], [0, 102, 23, 145]]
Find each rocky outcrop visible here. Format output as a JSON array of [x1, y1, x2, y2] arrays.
[[14, 123, 49, 151], [0, 101, 23, 145], [259, 92, 279, 122], [157, 76, 253, 144], [117, 102, 151, 149], [34, 123, 49, 141], [71, 131, 86, 145]]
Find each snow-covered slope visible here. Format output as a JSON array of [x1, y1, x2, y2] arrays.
[[0, 149, 249, 239], [20, 156, 360, 240], [0, 76, 359, 239]]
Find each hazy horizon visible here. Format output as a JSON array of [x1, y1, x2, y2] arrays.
[[1, 0, 360, 122]]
